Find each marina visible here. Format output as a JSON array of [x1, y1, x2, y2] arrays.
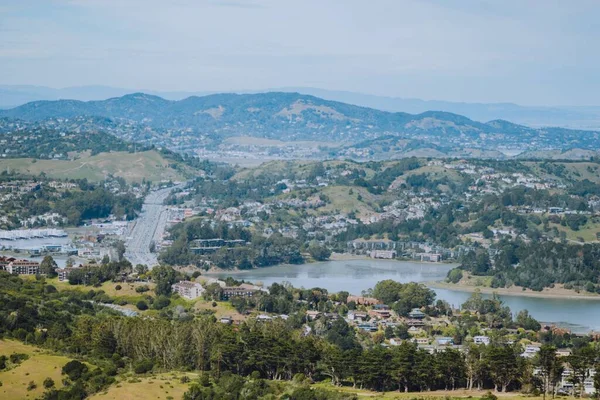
[[0, 228, 67, 240]]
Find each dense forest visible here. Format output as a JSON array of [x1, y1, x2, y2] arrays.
[[160, 220, 304, 269], [458, 240, 600, 292]]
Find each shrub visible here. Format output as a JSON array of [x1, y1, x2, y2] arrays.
[[135, 285, 150, 293], [308, 244, 331, 261], [9, 353, 29, 365], [43, 377, 55, 389], [446, 268, 463, 284], [481, 391, 498, 400], [27, 380, 37, 391], [250, 371, 261, 380], [153, 295, 171, 310], [44, 285, 57, 294], [136, 300, 148, 310], [115, 285, 122, 291], [134, 359, 154, 374], [62, 360, 88, 380], [292, 373, 306, 383], [585, 282, 595, 293]]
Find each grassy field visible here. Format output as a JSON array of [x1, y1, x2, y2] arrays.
[[193, 299, 243, 320], [49, 278, 156, 301], [95, 378, 581, 400], [232, 159, 316, 180], [314, 185, 375, 216], [47, 278, 156, 315], [312, 383, 576, 400], [47, 277, 246, 319], [389, 164, 465, 191], [0, 340, 74, 400], [90, 373, 196, 400], [0, 150, 192, 183], [549, 221, 600, 243]]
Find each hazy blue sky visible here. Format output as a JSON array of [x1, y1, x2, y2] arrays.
[[1, 0, 598, 106]]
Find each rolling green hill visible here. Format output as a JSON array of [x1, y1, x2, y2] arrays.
[[0, 150, 194, 183]]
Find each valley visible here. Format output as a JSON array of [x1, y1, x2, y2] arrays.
[[5, 2, 600, 400]]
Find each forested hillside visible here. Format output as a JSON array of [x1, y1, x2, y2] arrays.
[[1, 270, 596, 399]]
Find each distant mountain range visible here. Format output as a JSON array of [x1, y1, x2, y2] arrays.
[[2, 84, 600, 130], [1, 92, 599, 159]]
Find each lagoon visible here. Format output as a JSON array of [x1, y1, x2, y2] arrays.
[[210, 259, 600, 334]]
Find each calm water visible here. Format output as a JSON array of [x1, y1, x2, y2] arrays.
[[210, 259, 600, 333]]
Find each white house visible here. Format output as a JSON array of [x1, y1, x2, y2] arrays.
[[171, 281, 204, 300], [473, 335, 490, 345], [521, 344, 541, 358]]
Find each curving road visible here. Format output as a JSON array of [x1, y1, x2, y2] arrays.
[[125, 185, 182, 268]]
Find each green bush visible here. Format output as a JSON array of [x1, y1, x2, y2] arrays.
[[480, 391, 498, 400], [62, 360, 88, 381], [136, 300, 148, 310], [446, 268, 463, 284], [43, 377, 55, 389], [134, 359, 154, 374], [9, 353, 29, 365], [153, 295, 171, 310], [135, 285, 150, 293]]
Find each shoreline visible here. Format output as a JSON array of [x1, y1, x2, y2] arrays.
[[329, 252, 457, 265], [429, 281, 600, 301], [202, 253, 457, 275]]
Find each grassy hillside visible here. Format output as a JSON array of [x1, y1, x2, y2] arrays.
[[0, 150, 194, 183], [0, 339, 581, 400], [89, 373, 195, 400], [0, 340, 74, 399]]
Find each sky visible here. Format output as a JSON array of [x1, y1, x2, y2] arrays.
[[0, 0, 599, 106]]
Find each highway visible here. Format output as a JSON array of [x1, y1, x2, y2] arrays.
[[124, 185, 182, 268]]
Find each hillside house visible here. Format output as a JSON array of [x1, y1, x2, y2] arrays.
[[306, 311, 321, 320], [171, 281, 204, 300], [58, 267, 77, 282], [347, 311, 368, 322], [369, 304, 391, 319], [473, 335, 490, 345], [5, 259, 40, 275], [221, 283, 263, 300], [408, 308, 426, 319]]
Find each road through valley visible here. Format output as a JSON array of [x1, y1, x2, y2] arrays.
[[125, 185, 181, 268]]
